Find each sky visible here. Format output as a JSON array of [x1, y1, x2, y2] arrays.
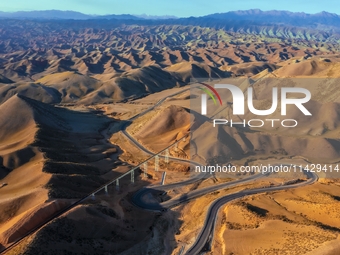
[[0, 0, 339, 17]]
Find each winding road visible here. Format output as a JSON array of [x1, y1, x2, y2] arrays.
[[185, 170, 318, 255], [0, 85, 320, 255], [122, 90, 318, 255], [132, 173, 265, 211], [120, 88, 320, 255]]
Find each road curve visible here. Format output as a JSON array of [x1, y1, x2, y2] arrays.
[[123, 89, 267, 213], [185, 170, 318, 255], [119, 90, 319, 255], [121, 87, 215, 187], [132, 173, 265, 211]]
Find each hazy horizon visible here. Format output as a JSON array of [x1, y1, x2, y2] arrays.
[[0, 8, 339, 19], [0, 0, 339, 17]]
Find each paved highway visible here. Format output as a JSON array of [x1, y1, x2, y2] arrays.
[[120, 89, 319, 255], [121, 87, 215, 187], [123, 89, 267, 214], [120, 89, 320, 255], [1, 85, 316, 255], [132, 173, 265, 211], [185, 170, 318, 255]]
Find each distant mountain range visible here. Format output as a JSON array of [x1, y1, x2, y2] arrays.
[[0, 10, 179, 20], [1, 9, 340, 40], [0, 9, 339, 24], [0, 10, 141, 20], [205, 9, 340, 27]]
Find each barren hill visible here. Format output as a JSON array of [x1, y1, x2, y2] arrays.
[[0, 22, 337, 104], [0, 95, 119, 248], [1, 12, 340, 255]]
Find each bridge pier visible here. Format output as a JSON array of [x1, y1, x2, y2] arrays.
[[161, 172, 167, 185], [104, 185, 108, 194], [131, 170, 135, 183], [116, 179, 119, 191], [155, 155, 159, 172], [91, 193, 95, 200], [165, 149, 169, 164]]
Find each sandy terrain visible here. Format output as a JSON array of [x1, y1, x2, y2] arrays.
[[211, 182, 340, 254], [0, 95, 126, 250], [1, 17, 340, 255]]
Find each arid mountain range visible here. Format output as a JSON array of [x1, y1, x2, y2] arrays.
[[0, 16, 339, 105], [1, 9, 340, 255]]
